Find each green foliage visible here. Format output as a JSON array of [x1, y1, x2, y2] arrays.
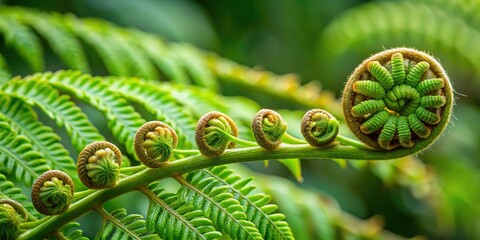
[[0, 4, 465, 240]]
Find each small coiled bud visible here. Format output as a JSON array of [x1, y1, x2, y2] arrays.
[[0, 199, 27, 240], [134, 121, 178, 168], [252, 109, 287, 150], [31, 170, 74, 215], [195, 111, 239, 157], [77, 141, 122, 189], [301, 109, 339, 147]]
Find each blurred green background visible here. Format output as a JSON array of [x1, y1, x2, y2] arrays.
[[1, 0, 479, 239]]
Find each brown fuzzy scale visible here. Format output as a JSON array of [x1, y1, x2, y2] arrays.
[[343, 48, 453, 149], [195, 111, 239, 157], [134, 121, 178, 168], [31, 170, 74, 215], [252, 109, 285, 150], [77, 141, 122, 188]]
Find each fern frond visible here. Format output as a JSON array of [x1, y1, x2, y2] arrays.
[[191, 166, 295, 240], [133, 32, 189, 83], [0, 15, 43, 71], [320, 1, 480, 74], [65, 16, 129, 76], [168, 83, 227, 116], [21, 10, 89, 72], [96, 208, 158, 240], [105, 77, 197, 147], [172, 44, 218, 91], [30, 71, 146, 156], [177, 176, 263, 240], [0, 53, 10, 83], [0, 173, 38, 218], [53, 222, 89, 240], [0, 79, 104, 152], [0, 117, 50, 185], [146, 185, 222, 240], [0, 94, 79, 186]]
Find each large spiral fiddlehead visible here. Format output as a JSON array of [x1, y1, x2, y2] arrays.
[[252, 109, 287, 150], [134, 121, 178, 168], [31, 170, 74, 215], [195, 111, 239, 157], [301, 109, 339, 147], [77, 141, 122, 189], [343, 48, 453, 150]]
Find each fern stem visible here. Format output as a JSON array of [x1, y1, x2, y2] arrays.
[[18, 143, 428, 239], [173, 149, 200, 155], [72, 189, 95, 201], [119, 165, 147, 174], [94, 206, 142, 240], [137, 185, 208, 239], [281, 132, 307, 144], [335, 135, 370, 150], [216, 129, 258, 147]]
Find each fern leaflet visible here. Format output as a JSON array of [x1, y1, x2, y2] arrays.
[[0, 118, 50, 185], [192, 166, 294, 240], [96, 208, 158, 240], [0, 94, 79, 186], [0, 79, 104, 152]]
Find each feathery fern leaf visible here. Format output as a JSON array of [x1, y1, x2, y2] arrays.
[[191, 166, 295, 240], [0, 53, 10, 83], [172, 44, 218, 91], [96, 208, 158, 240], [0, 94, 79, 186], [320, 1, 480, 74], [31, 70, 146, 156], [0, 173, 38, 218], [105, 77, 197, 148], [177, 176, 263, 240], [133, 32, 190, 83], [0, 15, 43, 71], [0, 118, 50, 185], [0, 79, 104, 152], [21, 10, 90, 72], [147, 185, 222, 240], [52, 222, 89, 240], [65, 17, 129, 76]]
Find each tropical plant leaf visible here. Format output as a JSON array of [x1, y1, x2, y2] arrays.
[[0, 79, 104, 152], [147, 185, 222, 240]]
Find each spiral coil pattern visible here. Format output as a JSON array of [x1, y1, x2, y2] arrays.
[[31, 170, 74, 215], [77, 141, 122, 189], [300, 109, 339, 147], [343, 48, 453, 150], [252, 109, 287, 150], [195, 111, 239, 157], [134, 121, 178, 168]]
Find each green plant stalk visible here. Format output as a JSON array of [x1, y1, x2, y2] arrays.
[[18, 143, 432, 239]]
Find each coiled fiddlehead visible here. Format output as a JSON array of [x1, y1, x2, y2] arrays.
[[301, 109, 339, 147], [343, 48, 453, 150], [77, 141, 122, 189], [134, 121, 178, 168], [195, 111, 239, 157], [252, 109, 287, 150], [0, 199, 27, 240], [31, 170, 74, 215]]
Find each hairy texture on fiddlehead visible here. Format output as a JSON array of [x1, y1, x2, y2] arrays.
[[252, 109, 287, 150], [31, 170, 74, 215], [134, 121, 178, 168], [343, 48, 453, 150], [77, 142, 122, 189], [301, 109, 339, 147], [0, 199, 27, 240], [195, 111, 239, 157]]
